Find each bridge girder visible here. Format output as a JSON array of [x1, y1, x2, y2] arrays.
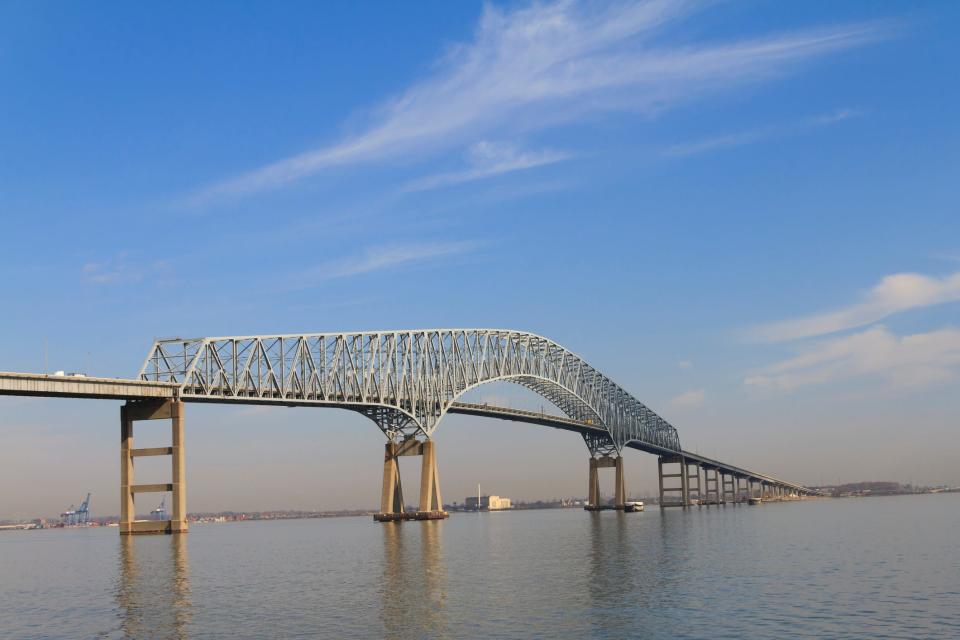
[[139, 329, 681, 452]]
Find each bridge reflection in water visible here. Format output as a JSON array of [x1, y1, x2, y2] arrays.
[[380, 521, 449, 638], [116, 534, 192, 639]]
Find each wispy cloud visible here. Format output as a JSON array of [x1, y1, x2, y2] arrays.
[[745, 325, 960, 391], [188, 1, 888, 206], [751, 271, 960, 342], [82, 253, 172, 286], [82, 252, 143, 285], [669, 388, 704, 408], [404, 141, 570, 192], [932, 252, 960, 263], [663, 108, 861, 157], [285, 240, 478, 290]]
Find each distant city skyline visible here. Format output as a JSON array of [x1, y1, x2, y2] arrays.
[[2, 1, 959, 519]]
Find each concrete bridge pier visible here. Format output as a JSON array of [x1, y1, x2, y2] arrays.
[[703, 467, 722, 505], [721, 472, 735, 504], [657, 455, 685, 507], [687, 461, 702, 506], [120, 399, 187, 535], [586, 455, 625, 510], [374, 438, 448, 522]]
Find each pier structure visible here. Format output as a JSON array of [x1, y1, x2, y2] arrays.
[[120, 399, 187, 534], [375, 438, 447, 522], [656, 454, 808, 508], [585, 454, 626, 511]]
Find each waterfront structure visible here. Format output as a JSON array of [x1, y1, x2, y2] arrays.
[[465, 495, 512, 510], [0, 329, 821, 535], [60, 493, 91, 526]]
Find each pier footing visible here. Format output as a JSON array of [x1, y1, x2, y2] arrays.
[[120, 399, 187, 536], [374, 438, 448, 523], [586, 454, 626, 509], [373, 511, 449, 522]]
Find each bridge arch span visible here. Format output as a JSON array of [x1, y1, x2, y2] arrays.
[[139, 329, 681, 454]]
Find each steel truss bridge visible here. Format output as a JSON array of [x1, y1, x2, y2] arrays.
[[1, 328, 820, 534], [139, 330, 681, 457]]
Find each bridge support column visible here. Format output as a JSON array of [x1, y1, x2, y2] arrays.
[[588, 457, 599, 507], [704, 468, 721, 505], [417, 439, 443, 515], [614, 456, 626, 508], [119, 399, 187, 535], [374, 439, 448, 522], [379, 442, 405, 515], [658, 456, 688, 508], [722, 472, 735, 505], [585, 455, 624, 510], [687, 462, 701, 507]]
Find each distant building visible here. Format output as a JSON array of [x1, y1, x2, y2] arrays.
[[465, 495, 512, 510]]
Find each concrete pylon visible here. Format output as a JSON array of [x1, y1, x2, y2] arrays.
[[418, 439, 442, 513], [120, 399, 187, 535], [614, 456, 626, 508], [375, 438, 448, 522], [379, 441, 405, 515], [588, 458, 600, 507], [585, 455, 622, 510], [680, 457, 690, 507]]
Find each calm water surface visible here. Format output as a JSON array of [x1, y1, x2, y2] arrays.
[[2, 494, 958, 639]]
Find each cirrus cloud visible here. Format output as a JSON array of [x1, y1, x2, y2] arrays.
[[187, 1, 889, 206], [751, 271, 960, 342], [745, 325, 960, 391], [669, 389, 705, 408]]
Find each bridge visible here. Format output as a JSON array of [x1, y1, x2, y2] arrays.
[[0, 329, 819, 534]]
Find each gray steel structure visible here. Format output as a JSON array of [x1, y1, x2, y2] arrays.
[[139, 330, 681, 456]]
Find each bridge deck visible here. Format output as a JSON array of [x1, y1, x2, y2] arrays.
[[447, 403, 813, 493], [0, 372, 815, 493], [0, 372, 177, 400]]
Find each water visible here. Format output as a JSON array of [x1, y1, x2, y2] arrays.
[[2, 494, 958, 639]]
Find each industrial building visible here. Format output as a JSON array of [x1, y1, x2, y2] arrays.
[[465, 495, 512, 511]]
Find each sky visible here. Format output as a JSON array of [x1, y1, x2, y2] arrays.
[[1, 1, 958, 519]]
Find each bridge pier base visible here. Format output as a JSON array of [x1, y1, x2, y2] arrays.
[[120, 399, 187, 535], [585, 455, 625, 510], [722, 472, 735, 504], [658, 456, 689, 508], [703, 468, 722, 505], [374, 439, 448, 522], [687, 462, 702, 506]]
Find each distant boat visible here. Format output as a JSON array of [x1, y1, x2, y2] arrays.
[[624, 501, 644, 512], [748, 497, 763, 505]]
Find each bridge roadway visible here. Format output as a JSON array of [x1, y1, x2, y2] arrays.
[[1, 370, 819, 512], [449, 402, 813, 495]]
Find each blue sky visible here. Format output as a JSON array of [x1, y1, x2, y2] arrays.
[[1, 1, 958, 517]]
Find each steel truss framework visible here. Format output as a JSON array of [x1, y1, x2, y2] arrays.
[[139, 329, 681, 455]]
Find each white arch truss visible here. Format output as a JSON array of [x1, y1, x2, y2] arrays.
[[139, 329, 681, 454]]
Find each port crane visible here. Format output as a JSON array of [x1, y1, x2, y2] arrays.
[[61, 493, 91, 526]]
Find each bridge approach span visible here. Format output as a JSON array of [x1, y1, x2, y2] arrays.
[[448, 402, 815, 494]]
